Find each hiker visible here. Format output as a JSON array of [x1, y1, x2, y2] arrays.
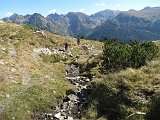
[[77, 36, 80, 45], [64, 42, 69, 51]]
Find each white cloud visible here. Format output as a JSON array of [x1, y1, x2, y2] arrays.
[[47, 9, 57, 14], [6, 12, 13, 17], [79, 8, 85, 12], [95, 3, 107, 7]]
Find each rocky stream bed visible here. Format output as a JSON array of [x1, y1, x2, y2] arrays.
[[52, 63, 91, 120]]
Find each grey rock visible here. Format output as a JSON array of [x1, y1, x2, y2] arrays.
[[54, 112, 61, 119], [2, 48, 6, 52], [9, 48, 16, 58], [33, 48, 52, 55], [5, 94, 10, 98], [85, 78, 90, 82], [62, 102, 69, 109], [44, 75, 50, 79], [11, 68, 16, 72], [11, 80, 18, 84], [67, 94, 78, 101], [67, 116, 74, 120], [54, 63, 91, 119], [0, 60, 5, 65]]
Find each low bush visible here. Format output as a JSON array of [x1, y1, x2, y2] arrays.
[[102, 39, 159, 72]]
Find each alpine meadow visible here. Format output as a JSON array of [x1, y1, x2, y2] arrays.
[[0, 0, 160, 120]]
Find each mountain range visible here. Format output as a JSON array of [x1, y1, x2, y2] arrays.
[[2, 6, 160, 42]]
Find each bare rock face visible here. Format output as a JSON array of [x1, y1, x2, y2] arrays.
[[3, 7, 160, 41]]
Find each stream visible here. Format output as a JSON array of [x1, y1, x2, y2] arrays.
[[53, 63, 91, 120]]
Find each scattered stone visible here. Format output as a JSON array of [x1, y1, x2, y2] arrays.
[[33, 30, 47, 38], [68, 116, 74, 120], [11, 80, 18, 84], [44, 75, 50, 79], [45, 113, 53, 118], [53, 91, 56, 94], [54, 112, 61, 119], [6, 94, 10, 98], [9, 48, 16, 58], [11, 68, 16, 72], [11, 64, 15, 67], [2, 48, 6, 52], [0, 60, 5, 65], [67, 94, 78, 102], [33, 48, 52, 55], [54, 63, 91, 119], [86, 79, 90, 82], [68, 110, 72, 115], [62, 102, 68, 109], [67, 64, 79, 77], [52, 49, 65, 55]]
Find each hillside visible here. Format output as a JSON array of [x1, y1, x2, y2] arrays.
[[89, 7, 160, 41], [2, 6, 160, 42], [0, 21, 102, 120], [82, 41, 160, 120], [0, 21, 160, 120]]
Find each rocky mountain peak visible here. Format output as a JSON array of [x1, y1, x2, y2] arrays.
[[141, 6, 160, 11], [2, 6, 160, 41], [32, 13, 44, 18], [90, 9, 120, 20], [47, 13, 64, 21]]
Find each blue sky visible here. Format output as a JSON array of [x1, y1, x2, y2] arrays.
[[0, 0, 160, 18]]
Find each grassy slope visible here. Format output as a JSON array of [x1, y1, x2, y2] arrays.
[[0, 22, 102, 120], [1, 21, 159, 120], [82, 41, 160, 120]]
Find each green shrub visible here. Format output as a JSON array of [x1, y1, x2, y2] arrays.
[[102, 39, 159, 72], [129, 40, 159, 68], [102, 39, 132, 71]]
